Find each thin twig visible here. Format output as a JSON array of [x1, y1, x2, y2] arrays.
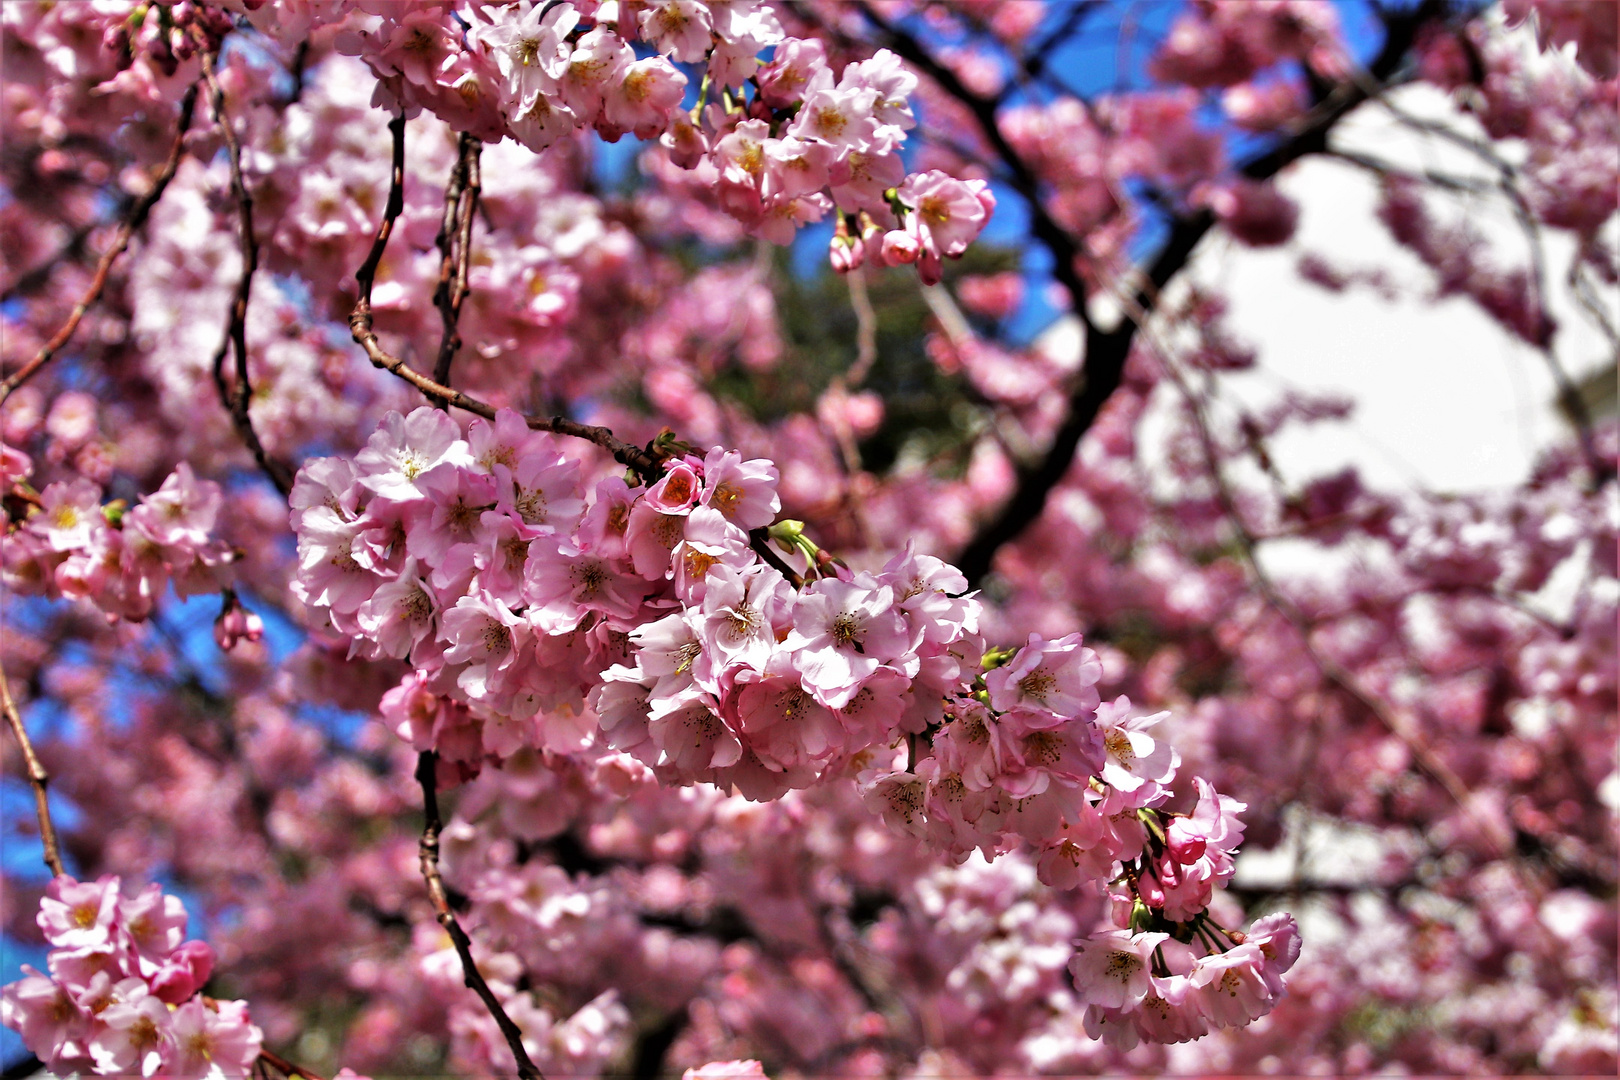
[[432, 132, 483, 391], [1372, 94, 1612, 484], [868, 0, 1451, 586], [0, 657, 64, 877], [1136, 296, 1511, 854], [201, 53, 295, 496], [1, 217, 102, 303], [748, 528, 805, 589], [417, 751, 545, 1080], [0, 84, 199, 408], [348, 115, 663, 477], [255, 1047, 326, 1080]]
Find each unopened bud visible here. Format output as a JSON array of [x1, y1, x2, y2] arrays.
[[214, 590, 264, 652], [881, 230, 918, 266]]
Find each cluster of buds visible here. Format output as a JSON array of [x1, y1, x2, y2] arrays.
[[102, 1, 236, 77], [830, 173, 998, 284]]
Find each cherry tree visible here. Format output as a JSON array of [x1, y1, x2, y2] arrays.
[[0, 0, 1614, 1076]]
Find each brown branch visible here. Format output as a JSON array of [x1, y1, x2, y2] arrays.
[[348, 114, 663, 478], [748, 527, 805, 588], [255, 1047, 326, 1080], [416, 751, 545, 1080], [201, 54, 295, 496], [1, 218, 101, 303], [0, 657, 64, 878], [0, 84, 199, 408], [853, 0, 1451, 586], [432, 132, 483, 391]]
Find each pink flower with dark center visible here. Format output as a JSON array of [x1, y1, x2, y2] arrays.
[[357, 557, 440, 661], [638, 0, 714, 63], [556, 27, 631, 119], [601, 56, 688, 139], [786, 573, 916, 708], [857, 768, 928, 837], [699, 564, 791, 676], [525, 546, 645, 631], [671, 506, 753, 602], [32, 478, 102, 552], [439, 590, 525, 697], [789, 73, 880, 151], [756, 38, 826, 107], [1067, 928, 1167, 1010], [733, 663, 843, 770], [88, 978, 170, 1076], [163, 997, 261, 1080], [0, 967, 90, 1074], [647, 461, 702, 513], [38, 875, 121, 952], [626, 497, 691, 580], [114, 881, 188, 967], [649, 698, 742, 774], [899, 171, 996, 261], [985, 632, 1103, 719], [630, 611, 714, 706], [1188, 943, 1275, 1028], [493, 454, 583, 535], [1095, 695, 1180, 805], [126, 463, 221, 550], [404, 463, 498, 568], [293, 507, 376, 616]]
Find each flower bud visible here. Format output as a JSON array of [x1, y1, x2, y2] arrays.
[[880, 229, 919, 265]]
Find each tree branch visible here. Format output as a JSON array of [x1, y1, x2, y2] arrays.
[[0, 657, 64, 878], [1, 217, 101, 303], [0, 84, 199, 408], [348, 113, 663, 478], [416, 751, 545, 1080], [432, 131, 483, 391], [938, 0, 1451, 585], [201, 53, 295, 496]]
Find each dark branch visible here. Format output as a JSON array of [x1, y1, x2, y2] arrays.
[[417, 751, 546, 1080], [348, 113, 663, 478], [1, 217, 101, 302], [936, 0, 1453, 586], [630, 1008, 689, 1080], [0, 1055, 42, 1080], [0, 84, 199, 407], [202, 52, 295, 496], [432, 131, 483, 391]]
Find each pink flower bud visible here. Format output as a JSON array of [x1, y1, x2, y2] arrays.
[[149, 939, 215, 1004], [881, 230, 919, 265], [829, 235, 865, 274], [214, 592, 265, 652]]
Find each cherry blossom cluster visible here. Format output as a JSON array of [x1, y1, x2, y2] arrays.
[[2, 447, 234, 622], [291, 406, 1300, 1047], [1066, 911, 1300, 1049], [0, 875, 259, 1077], [307, 0, 996, 271]]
